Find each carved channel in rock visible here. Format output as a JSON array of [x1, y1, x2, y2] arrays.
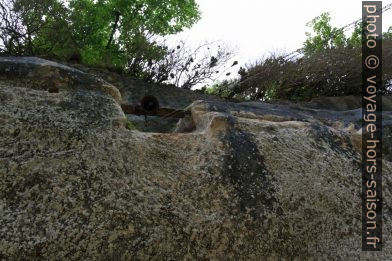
[[121, 95, 194, 133]]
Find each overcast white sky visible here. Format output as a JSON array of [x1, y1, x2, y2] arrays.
[[168, 0, 392, 67]]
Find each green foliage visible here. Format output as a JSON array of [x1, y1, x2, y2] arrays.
[[206, 80, 232, 97], [1, 0, 236, 90], [230, 38, 392, 102], [66, 0, 200, 66], [384, 26, 392, 40], [303, 12, 365, 55], [125, 120, 136, 130], [0, 0, 70, 55], [226, 11, 392, 102], [223, 12, 392, 102], [346, 22, 363, 48], [0, 0, 201, 68], [304, 13, 345, 55]]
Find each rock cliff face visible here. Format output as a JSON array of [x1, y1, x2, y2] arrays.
[[0, 57, 391, 260]]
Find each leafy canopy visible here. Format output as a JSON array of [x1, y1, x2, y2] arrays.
[[303, 12, 392, 54], [303, 12, 361, 55], [1, 0, 201, 67], [215, 12, 392, 102], [66, 0, 200, 65]]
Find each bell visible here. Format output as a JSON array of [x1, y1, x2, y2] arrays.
[[141, 95, 159, 113]]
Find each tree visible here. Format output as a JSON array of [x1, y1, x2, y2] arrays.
[[346, 22, 363, 48], [0, 0, 201, 67], [0, 0, 238, 90], [0, 0, 68, 55], [149, 41, 235, 89], [227, 13, 392, 102], [60, 0, 201, 66], [124, 38, 236, 89], [303, 14, 386, 53], [384, 26, 392, 40], [303, 13, 346, 55]]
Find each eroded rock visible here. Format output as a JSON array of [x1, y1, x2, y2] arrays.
[[0, 57, 391, 260]]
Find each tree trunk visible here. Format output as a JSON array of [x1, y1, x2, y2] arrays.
[[106, 11, 120, 49]]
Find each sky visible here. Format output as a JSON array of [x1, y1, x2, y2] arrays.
[[167, 0, 392, 80]]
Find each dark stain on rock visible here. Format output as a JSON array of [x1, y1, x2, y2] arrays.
[[48, 86, 59, 93], [308, 123, 356, 157], [12, 128, 20, 137], [222, 121, 276, 218]]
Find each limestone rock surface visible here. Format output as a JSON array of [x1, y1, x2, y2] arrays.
[[0, 57, 391, 260]]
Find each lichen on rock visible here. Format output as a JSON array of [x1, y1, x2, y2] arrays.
[[0, 57, 391, 260]]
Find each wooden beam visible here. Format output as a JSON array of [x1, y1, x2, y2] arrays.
[[121, 104, 190, 118]]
